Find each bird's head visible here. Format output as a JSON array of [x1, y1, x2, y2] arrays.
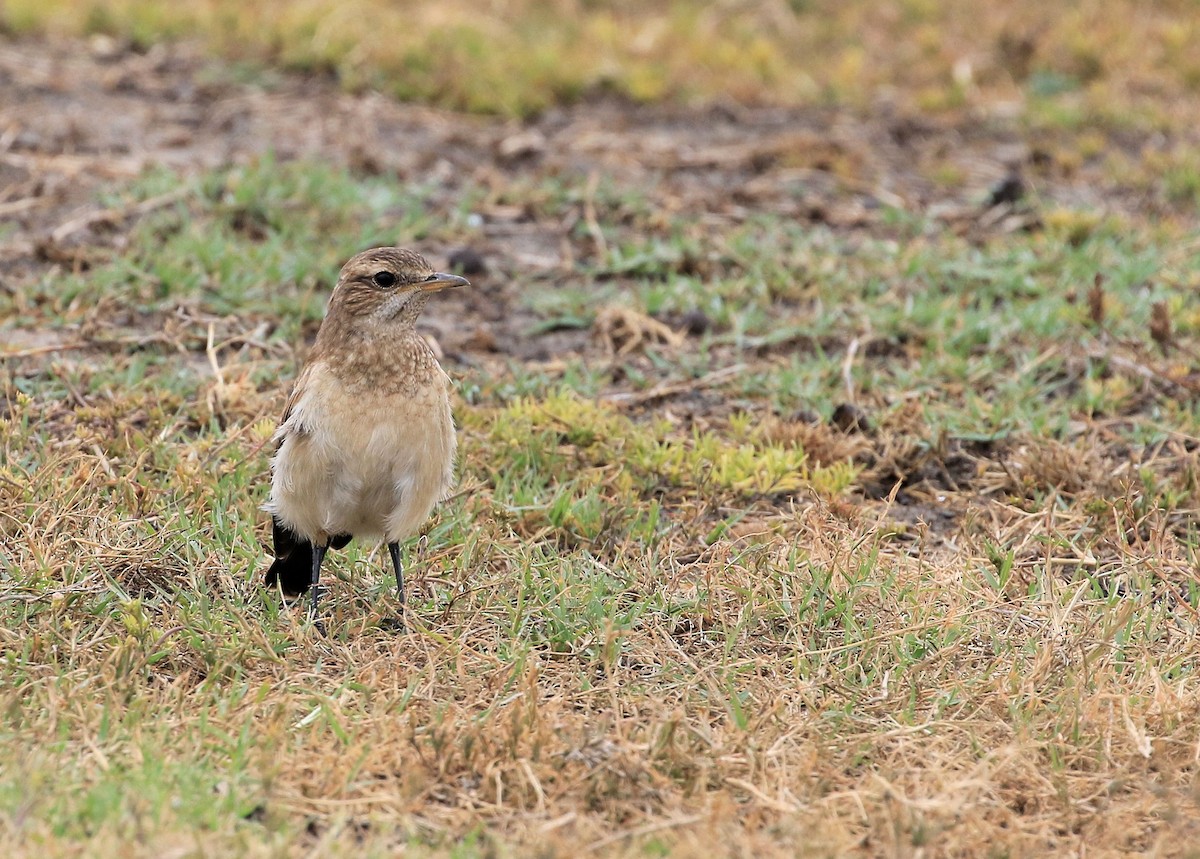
[[329, 247, 469, 325]]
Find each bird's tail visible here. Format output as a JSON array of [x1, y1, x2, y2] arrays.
[[264, 518, 351, 598]]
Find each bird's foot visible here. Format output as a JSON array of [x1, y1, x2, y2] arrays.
[[307, 583, 327, 635], [380, 616, 407, 633]]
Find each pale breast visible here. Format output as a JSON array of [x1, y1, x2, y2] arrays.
[[266, 360, 456, 543]]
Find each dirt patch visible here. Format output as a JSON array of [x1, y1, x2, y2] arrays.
[[0, 34, 1192, 534], [2, 36, 1181, 274]]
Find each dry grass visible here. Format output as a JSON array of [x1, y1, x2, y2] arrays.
[[4, 421, 1199, 855], [7, 268, 1200, 854], [3, 12, 1200, 859], [4, 0, 1200, 120]]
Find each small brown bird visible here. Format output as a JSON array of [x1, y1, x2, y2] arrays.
[[263, 247, 469, 619]]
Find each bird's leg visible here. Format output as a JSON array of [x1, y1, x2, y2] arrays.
[[387, 542, 405, 608], [309, 540, 330, 619]]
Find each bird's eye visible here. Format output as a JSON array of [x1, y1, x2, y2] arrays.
[[372, 271, 397, 288], [424, 273, 439, 281]]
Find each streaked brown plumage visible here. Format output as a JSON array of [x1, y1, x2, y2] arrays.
[[263, 247, 469, 620]]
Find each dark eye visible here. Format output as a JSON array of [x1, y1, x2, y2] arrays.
[[373, 271, 397, 288]]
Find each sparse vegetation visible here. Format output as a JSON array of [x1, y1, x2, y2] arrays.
[[3, 6, 1200, 857], [4, 0, 1200, 120]]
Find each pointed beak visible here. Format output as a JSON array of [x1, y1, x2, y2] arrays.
[[419, 272, 471, 292]]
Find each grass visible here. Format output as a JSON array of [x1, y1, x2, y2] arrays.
[[4, 149, 1200, 855], [3, 0, 1200, 121], [4, 3, 1200, 854]]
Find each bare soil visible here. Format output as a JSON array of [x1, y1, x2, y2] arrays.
[[3, 36, 1180, 516], [1, 35, 1178, 287]]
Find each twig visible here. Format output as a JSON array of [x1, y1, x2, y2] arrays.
[[206, 322, 229, 407], [1, 330, 212, 360], [49, 187, 189, 243], [0, 341, 89, 359], [842, 336, 860, 402], [601, 364, 744, 408], [0, 196, 50, 217], [0, 151, 144, 179]]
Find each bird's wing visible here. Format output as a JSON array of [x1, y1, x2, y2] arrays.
[[272, 364, 313, 449]]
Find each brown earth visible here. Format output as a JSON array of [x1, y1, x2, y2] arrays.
[[4, 34, 1199, 544], [2, 35, 1184, 292], [5, 35, 1200, 857], [2, 34, 1184, 488]]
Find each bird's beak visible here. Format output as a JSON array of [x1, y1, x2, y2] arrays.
[[419, 272, 471, 292]]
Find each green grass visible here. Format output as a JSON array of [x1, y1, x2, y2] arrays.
[[4, 152, 1200, 855]]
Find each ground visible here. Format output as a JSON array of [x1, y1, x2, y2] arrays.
[[3, 11, 1200, 859]]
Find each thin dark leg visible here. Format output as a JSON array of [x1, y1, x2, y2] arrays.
[[387, 542, 405, 608], [309, 541, 329, 619]]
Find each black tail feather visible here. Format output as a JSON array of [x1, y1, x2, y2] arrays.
[[265, 518, 351, 597]]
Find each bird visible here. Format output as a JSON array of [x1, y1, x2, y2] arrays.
[[263, 246, 469, 622]]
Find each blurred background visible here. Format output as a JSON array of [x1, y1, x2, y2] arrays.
[[6, 0, 1198, 120]]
